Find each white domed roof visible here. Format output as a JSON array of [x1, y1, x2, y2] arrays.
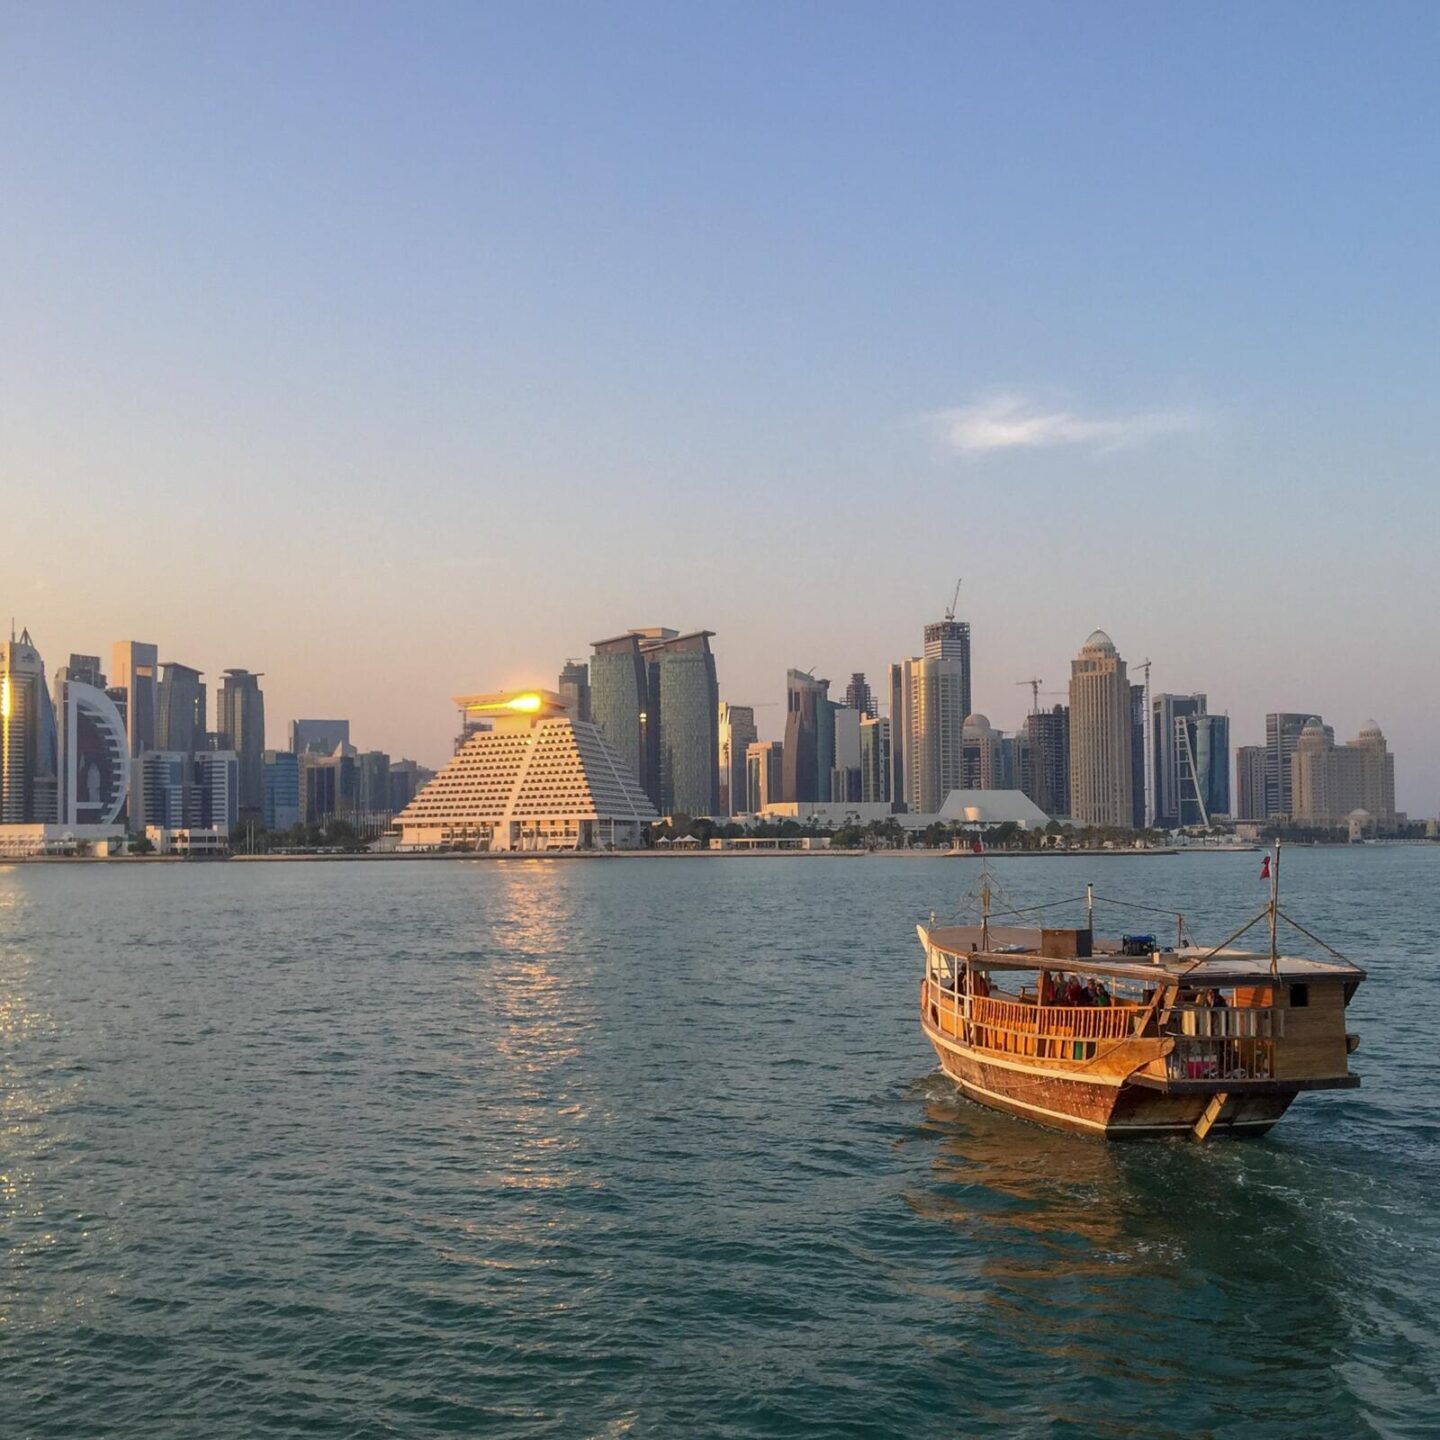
[[1302, 717, 1326, 733], [1081, 629, 1116, 655], [1359, 719, 1384, 739], [962, 712, 993, 736]]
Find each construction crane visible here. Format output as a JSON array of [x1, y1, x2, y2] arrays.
[[1016, 678, 1044, 714], [944, 576, 962, 622]]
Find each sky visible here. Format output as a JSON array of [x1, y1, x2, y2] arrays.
[[3, 3, 1439, 809]]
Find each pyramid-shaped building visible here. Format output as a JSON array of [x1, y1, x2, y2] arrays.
[[397, 690, 658, 851]]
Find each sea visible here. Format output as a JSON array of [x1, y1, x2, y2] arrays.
[[2, 848, 1436, 1438]]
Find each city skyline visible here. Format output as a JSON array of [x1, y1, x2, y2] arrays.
[[5, 611, 1424, 819], [4, 9, 1438, 808]]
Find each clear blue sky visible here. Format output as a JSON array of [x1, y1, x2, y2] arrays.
[[4, 3, 1438, 808]]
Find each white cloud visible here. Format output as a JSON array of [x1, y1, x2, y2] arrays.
[[928, 392, 1203, 458]]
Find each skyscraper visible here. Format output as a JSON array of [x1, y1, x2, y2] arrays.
[[157, 663, 207, 755], [192, 750, 240, 832], [262, 750, 301, 831], [54, 672, 129, 827], [590, 633, 651, 794], [1, 629, 58, 824], [1176, 712, 1231, 826], [290, 719, 350, 756], [1265, 712, 1329, 819], [645, 631, 720, 817], [558, 660, 592, 722], [388, 759, 434, 813], [717, 702, 758, 815], [217, 669, 266, 825], [887, 662, 908, 810], [844, 672, 875, 717], [63, 655, 106, 688], [923, 617, 972, 723], [782, 669, 830, 803], [1235, 745, 1267, 821], [830, 705, 863, 802], [1068, 631, 1133, 827], [859, 715, 891, 804], [1129, 683, 1147, 829], [1152, 693, 1208, 828], [111, 641, 159, 757], [904, 656, 967, 814], [746, 740, 785, 813], [1023, 704, 1069, 819]]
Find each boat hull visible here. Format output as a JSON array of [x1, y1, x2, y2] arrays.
[[923, 1020, 1297, 1139]]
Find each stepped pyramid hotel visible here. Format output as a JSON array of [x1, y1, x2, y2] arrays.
[[395, 690, 658, 851]]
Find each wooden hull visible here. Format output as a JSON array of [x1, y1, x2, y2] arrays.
[[923, 1017, 1297, 1139]]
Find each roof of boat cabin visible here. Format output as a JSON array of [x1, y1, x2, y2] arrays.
[[919, 924, 1366, 985]]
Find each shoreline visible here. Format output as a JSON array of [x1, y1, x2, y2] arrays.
[[7, 843, 1432, 866]]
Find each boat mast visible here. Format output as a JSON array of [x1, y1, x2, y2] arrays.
[[1268, 840, 1281, 979], [980, 873, 991, 952], [1086, 882, 1094, 937]]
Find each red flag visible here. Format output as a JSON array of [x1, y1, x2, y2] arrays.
[[971, 837, 983, 855], [1260, 854, 1271, 880]]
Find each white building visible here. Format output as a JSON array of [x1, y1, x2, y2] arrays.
[[145, 826, 229, 856], [396, 690, 658, 851]]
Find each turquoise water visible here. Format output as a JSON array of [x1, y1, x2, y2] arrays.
[[2, 850, 1436, 1437]]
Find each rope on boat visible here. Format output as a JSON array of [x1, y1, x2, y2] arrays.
[[1276, 910, 1352, 966]]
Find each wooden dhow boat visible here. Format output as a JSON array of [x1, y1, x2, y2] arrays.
[[918, 851, 1364, 1140]]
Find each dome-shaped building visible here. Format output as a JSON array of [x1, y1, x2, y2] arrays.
[[960, 712, 1003, 790]]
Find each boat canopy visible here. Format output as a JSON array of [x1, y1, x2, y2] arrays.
[[921, 924, 1366, 987]]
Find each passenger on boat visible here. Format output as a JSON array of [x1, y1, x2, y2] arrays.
[[1086, 978, 1111, 1007]]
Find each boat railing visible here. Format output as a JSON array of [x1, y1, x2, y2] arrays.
[[1160, 1006, 1282, 1081], [922, 981, 1143, 1062]]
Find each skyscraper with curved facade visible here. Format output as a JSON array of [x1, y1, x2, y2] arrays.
[[1068, 630, 1134, 827]]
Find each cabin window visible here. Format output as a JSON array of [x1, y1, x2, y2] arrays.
[[1289, 984, 1309, 1008]]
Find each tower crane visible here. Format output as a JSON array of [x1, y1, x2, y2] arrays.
[[1015, 678, 1044, 715], [944, 576, 962, 622]]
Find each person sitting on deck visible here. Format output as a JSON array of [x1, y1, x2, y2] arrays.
[[972, 970, 990, 999], [1086, 978, 1111, 1007]]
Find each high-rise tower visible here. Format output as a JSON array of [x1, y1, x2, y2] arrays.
[[217, 669, 266, 825], [782, 669, 830, 804], [922, 620, 972, 724], [717, 702, 757, 816], [1, 629, 59, 824], [1068, 631, 1133, 827], [157, 663, 207, 755], [111, 640, 159, 757]]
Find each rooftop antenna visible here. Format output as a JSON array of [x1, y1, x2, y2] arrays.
[[944, 576, 962, 622]]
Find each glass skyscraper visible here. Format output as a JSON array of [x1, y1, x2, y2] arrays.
[[782, 669, 829, 804], [1176, 713, 1231, 826], [590, 634, 651, 796], [1, 629, 59, 824], [649, 632, 719, 817], [217, 669, 266, 824]]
